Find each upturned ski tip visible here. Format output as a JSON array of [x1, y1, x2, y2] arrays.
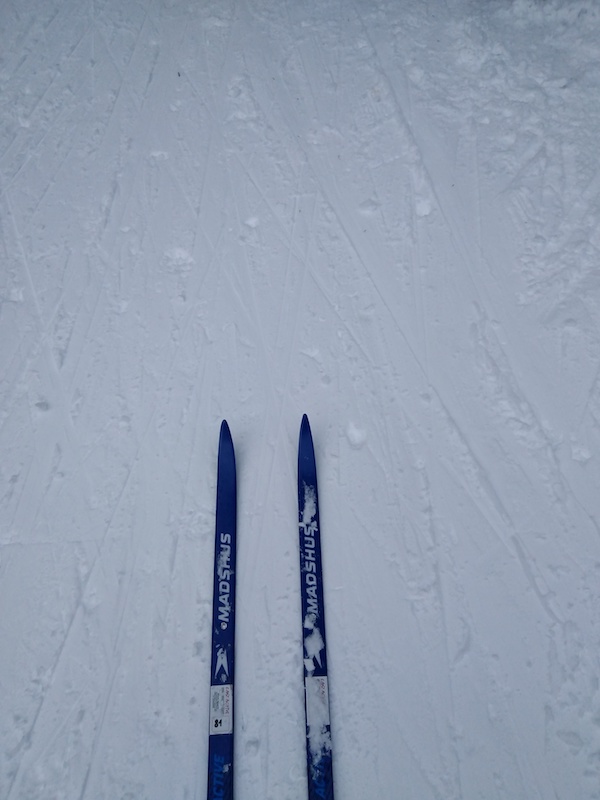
[[300, 414, 312, 444], [300, 413, 311, 437], [219, 419, 231, 438], [219, 419, 234, 447], [218, 421, 235, 472], [298, 415, 317, 486]]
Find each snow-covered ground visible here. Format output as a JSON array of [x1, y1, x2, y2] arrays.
[[2, 1, 600, 797]]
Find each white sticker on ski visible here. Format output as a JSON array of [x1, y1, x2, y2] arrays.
[[209, 683, 233, 735]]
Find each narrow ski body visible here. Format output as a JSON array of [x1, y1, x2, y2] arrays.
[[207, 421, 236, 800], [298, 415, 334, 800]]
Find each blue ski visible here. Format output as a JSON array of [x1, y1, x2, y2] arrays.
[[207, 420, 237, 800], [298, 415, 334, 800]]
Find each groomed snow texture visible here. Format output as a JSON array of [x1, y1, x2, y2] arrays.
[[2, 1, 600, 798]]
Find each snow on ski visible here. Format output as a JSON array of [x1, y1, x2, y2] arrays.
[[207, 420, 237, 800], [298, 415, 334, 800]]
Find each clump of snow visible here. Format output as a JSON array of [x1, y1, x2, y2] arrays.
[[345, 422, 367, 448]]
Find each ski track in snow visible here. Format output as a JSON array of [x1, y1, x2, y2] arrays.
[[1, 1, 600, 798]]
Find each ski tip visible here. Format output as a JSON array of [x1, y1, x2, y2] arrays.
[[219, 420, 234, 453], [220, 419, 231, 438], [299, 415, 313, 449], [299, 415, 315, 465], [218, 420, 236, 477]]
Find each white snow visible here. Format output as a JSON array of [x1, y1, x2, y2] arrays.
[[303, 621, 325, 674], [2, 1, 600, 798], [304, 675, 332, 765], [301, 484, 317, 532]]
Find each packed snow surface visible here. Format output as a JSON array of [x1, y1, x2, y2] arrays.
[[2, 1, 600, 798]]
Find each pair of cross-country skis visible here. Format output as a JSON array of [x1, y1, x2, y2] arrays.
[[207, 415, 334, 800]]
